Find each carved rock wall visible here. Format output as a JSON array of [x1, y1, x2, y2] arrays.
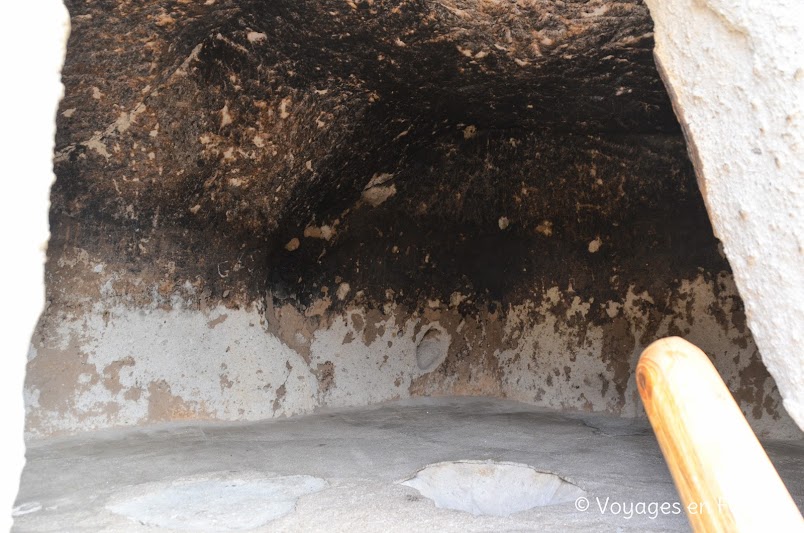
[[26, 0, 801, 438]]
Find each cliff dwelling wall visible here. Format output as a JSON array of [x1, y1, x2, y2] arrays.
[[26, 0, 802, 439]]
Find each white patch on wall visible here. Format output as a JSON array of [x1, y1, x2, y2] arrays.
[[498, 288, 617, 414], [27, 305, 318, 435], [307, 312, 417, 407]]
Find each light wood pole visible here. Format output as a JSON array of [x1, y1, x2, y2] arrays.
[[637, 337, 803, 532]]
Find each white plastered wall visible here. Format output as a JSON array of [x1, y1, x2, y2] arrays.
[[645, 0, 804, 430]]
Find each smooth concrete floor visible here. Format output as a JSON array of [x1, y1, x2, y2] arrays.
[[13, 397, 804, 532]]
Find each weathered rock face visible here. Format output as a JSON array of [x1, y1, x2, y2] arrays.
[[28, 0, 799, 437], [646, 0, 804, 431]]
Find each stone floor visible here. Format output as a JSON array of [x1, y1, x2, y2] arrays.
[[13, 397, 804, 532]]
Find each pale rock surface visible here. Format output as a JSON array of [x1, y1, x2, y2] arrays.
[[646, 0, 804, 429]]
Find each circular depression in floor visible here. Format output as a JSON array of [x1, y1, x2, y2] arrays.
[[400, 460, 585, 516], [106, 474, 327, 531]]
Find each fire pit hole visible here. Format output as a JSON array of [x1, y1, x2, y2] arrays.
[[400, 460, 585, 516]]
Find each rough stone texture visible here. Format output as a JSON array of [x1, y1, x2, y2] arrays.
[[645, 0, 804, 430], [12, 399, 804, 532], [27, 0, 800, 438], [2, 0, 70, 527]]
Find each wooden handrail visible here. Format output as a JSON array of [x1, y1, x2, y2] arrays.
[[637, 337, 803, 532]]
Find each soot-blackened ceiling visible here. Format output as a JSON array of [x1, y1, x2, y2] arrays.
[[51, 0, 723, 312]]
